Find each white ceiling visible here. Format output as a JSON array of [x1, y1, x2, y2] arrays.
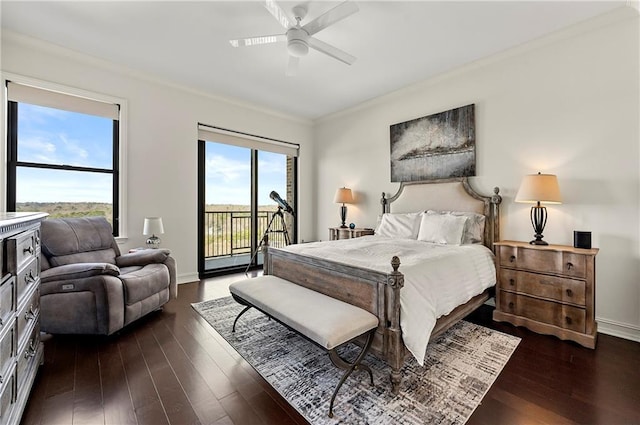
[[0, 1, 626, 120]]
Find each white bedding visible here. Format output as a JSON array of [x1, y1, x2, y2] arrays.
[[280, 235, 496, 366]]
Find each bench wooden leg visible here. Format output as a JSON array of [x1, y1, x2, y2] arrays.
[[327, 330, 375, 418]]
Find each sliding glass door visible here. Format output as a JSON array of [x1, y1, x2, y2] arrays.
[[202, 142, 253, 270], [198, 128, 297, 277]]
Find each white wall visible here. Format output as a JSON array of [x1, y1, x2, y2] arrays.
[[313, 8, 640, 340], [1, 7, 639, 341], [0, 32, 315, 285]]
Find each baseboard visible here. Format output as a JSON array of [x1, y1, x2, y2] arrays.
[[177, 272, 200, 285], [483, 297, 639, 343], [484, 298, 496, 307], [597, 317, 640, 343]]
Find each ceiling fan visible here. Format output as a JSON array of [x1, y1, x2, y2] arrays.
[[229, 0, 359, 76]]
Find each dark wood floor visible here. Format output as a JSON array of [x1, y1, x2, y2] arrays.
[[21, 274, 640, 425]]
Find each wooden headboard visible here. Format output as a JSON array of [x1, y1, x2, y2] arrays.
[[380, 178, 502, 252]]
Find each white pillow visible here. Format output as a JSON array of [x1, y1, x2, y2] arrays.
[[426, 210, 486, 244], [376, 212, 421, 239], [417, 213, 468, 245]]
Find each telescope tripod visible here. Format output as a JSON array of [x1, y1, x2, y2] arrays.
[[245, 207, 290, 275]]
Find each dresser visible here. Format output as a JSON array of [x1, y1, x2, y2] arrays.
[[0, 212, 47, 425], [329, 227, 375, 240], [493, 240, 598, 348]]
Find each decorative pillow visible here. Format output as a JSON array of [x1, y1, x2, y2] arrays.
[[417, 213, 468, 245], [426, 210, 486, 244], [376, 212, 422, 239]]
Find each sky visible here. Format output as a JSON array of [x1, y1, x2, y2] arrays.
[[17, 103, 113, 203], [205, 141, 287, 206], [16, 102, 288, 206]]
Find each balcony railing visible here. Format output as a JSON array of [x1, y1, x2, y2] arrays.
[[204, 210, 289, 258]]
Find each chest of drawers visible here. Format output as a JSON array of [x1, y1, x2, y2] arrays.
[[493, 241, 598, 348], [0, 212, 47, 425]]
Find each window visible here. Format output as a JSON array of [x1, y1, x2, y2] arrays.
[[6, 80, 124, 235]]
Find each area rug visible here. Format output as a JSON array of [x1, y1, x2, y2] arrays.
[[192, 296, 520, 425]]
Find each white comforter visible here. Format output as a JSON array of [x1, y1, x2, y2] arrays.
[[280, 235, 496, 366]]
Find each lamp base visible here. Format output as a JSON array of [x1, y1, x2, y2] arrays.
[[339, 205, 348, 228], [529, 238, 549, 246], [146, 235, 161, 249], [529, 204, 548, 246]]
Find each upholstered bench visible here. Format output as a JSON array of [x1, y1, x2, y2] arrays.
[[229, 275, 379, 417]]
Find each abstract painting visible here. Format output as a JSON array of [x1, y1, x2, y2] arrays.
[[390, 104, 475, 182]]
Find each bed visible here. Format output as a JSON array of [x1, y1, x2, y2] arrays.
[[262, 178, 502, 394]]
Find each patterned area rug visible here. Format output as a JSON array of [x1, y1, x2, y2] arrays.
[[192, 296, 520, 425]]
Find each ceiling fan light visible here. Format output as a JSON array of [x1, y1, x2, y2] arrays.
[[287, 39, 309, 57]]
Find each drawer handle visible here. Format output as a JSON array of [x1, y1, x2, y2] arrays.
[[567, 262, 574, 270], [25, 307, 36, 322], [25, 340, 37, 359], [566, 289, 573, 297], [0, 374, 3, 384], [509, 278, 515, 286], [508, 301, 514, 309], [23, 245, 34, 255], [0, 317, 3, 327], [35, 236, 41, 245], [509, 255, 516, 263], [565, 316, 573, 325], [24, 271, 36, 285]]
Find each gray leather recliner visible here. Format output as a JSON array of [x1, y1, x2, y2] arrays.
[[39, 216, 177, 335]]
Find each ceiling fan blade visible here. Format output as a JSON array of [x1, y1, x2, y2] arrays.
[[264, 0, 293, 29], [229, 34, 286, 48], [302, 1, 359, 36], [308, 37, 356, 65], [286, 56, 299, 76]]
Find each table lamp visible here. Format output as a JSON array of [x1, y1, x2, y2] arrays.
[[334, 187, 353, 228], [143, 217, 164, 248], [515, 172, 562, 245]]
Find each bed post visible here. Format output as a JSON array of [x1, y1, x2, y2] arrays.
[[386, 255, 404, 395], [381, 192, 389, 214], [490, 187, 502, 253]]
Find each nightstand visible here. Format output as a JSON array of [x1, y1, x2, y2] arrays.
[[493, 241, 598, 348], [329, 227, 374, 240]]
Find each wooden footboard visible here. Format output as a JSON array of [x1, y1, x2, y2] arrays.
[[263, 245, 406, 393]]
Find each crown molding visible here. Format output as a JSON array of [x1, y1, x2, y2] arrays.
[[1, 30, 313, 127], [316, 5, 638, 124]]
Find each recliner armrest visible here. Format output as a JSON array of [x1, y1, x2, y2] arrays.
[[116, 249, 171, 268], [40, 262, 120, 283]]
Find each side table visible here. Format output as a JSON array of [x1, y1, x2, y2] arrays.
[[329, 227, 374, 241]]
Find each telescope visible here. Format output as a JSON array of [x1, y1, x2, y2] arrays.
[[270, 191, 294, 215]]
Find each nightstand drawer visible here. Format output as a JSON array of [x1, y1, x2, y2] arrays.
[[6, 229, 40, 275], [0, 322, 16, 384], [499, 291, 586, 333], [15, 257, 39, 305], [0, 365, 15, 425], [498, 269, 586, 305], [0, 277, 15, 331], [16, 288, 39, 350], [16, 323, 40, 391], [500, 246, 586, 278]]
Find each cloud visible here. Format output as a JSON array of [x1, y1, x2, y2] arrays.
[[205, 154, 250, 183]]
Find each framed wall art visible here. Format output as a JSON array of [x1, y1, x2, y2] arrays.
[[390, 104, 476, 182]]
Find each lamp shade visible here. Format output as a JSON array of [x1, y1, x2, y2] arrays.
[[143, 217, 164, 235], [334, 187, 353, 204], [515, 173, 562, 204]]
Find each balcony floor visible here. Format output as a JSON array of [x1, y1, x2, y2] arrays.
[[205, 252, 264, 271]]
